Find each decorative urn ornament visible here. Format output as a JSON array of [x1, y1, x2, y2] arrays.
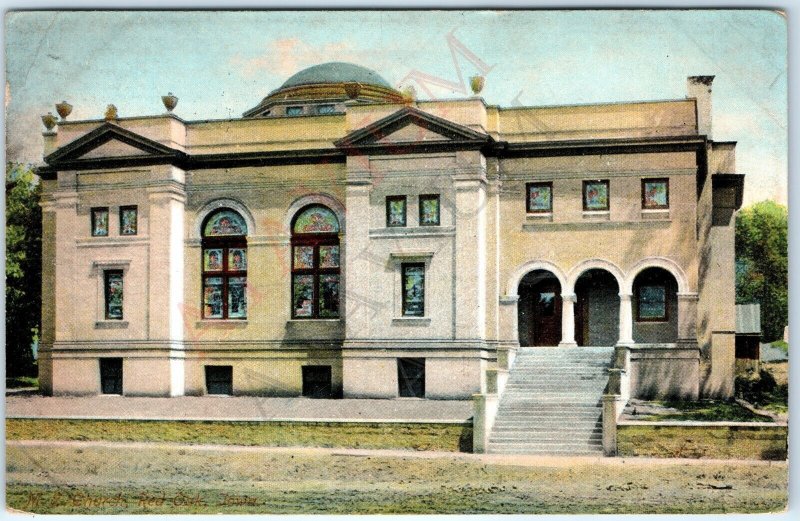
[[55, 100, 72, 120], [344, 82, 361, 100], [104, 104, 118, 121], [469, 75, 485, 95], [41, 112, 58, 131], [401, 85, 416, 104], [162, 92, 178, 112]]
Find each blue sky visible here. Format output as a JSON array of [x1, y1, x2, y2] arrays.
[[4, 10, 787, 204]]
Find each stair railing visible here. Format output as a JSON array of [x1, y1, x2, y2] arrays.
[[602, 344, 632, 456], [472, 344, 517, 453]]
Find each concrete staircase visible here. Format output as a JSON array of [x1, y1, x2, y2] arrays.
[[487, 346, 614, 455]]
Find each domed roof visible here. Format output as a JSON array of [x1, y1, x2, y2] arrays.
[[281, 62, 392, 89], [242, 61, 404, 118]]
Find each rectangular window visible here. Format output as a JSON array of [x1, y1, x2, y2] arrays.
[[203, 277, 224, 319], [398, 358, 425, 398], [205, 366, 233, 395], [302, 366, 333, 398], [386, 196, 407, 227], [227, 277, 247, 319], [583, 180, 610, 211], [402, 263, 425, 317], [419, 194, 441, 226], [526, 182, 553, 213], [319, 274, 340, 318], [100, 358, 123, 395], [286, 106, 303, 116], [292, 274, 315, 318], [119, 205, 138, 235], [642, 178, 670, 210], [317, 104, 336, 114], [637, 284, 667, 321], [91, 207, 109, 237], [104, 270, 124, 320]]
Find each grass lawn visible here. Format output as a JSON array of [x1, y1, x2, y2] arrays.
[[630, 400, 772, 422], [6, 376, 39, 389], [5, 442, 788, 514], [737, 362, 788, 416], [6, 418, 472, 452]]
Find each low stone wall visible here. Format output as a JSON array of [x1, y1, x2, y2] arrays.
[[617, 421, 787, 460], [6, 418, 473, 453]]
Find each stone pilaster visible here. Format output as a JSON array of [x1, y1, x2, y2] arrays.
[[146, 167, 186, 396]]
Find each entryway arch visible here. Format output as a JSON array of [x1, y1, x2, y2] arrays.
[[574, 269, 621, 346], [517, 269, 563, 347]]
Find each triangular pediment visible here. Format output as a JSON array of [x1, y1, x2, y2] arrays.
[[375, 124, 449, 143], [335, 106, 492, 150], [45, 123, 183, 165], [78, 139, 151, 159]]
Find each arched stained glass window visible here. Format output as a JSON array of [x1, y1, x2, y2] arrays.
[[292, 205, 339, 234], [201, 208, 248, 319], [291, 204, 340, 319], [204, 209, 248, 237]]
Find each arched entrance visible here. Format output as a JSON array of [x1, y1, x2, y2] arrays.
[[574, 269, 620, 346], [517, 270, 562, 346], [632, 267, 678, 343]]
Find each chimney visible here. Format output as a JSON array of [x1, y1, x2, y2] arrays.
[[687, 75, 715, 139]]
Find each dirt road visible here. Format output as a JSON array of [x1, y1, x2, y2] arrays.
[[6, 440, 787, 514]]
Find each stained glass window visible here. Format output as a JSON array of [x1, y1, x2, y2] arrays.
[[419, 195, 440, 226], [402, 263, 425, 317], [120, 206, 138, 235], [292, 205, 340, 234], [583, 180, 610, 211], [642, 179, 669, 209], [203, 209, 247, 237], [386, 196, 407, 227], [201, 208, 247, 319], [92, 207, 109, 237], [291, 204, 341, 318], [104, 270, 124, 320], [527, 182, 553, 213]]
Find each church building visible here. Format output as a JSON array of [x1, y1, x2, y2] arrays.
[[37, 62, 743, 413]]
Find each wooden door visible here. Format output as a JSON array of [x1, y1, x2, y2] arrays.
[[533, 281, 562, 346]]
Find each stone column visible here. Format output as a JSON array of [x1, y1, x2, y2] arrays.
[[559, 293, 577, 347], [677, 292, 699, 344], [618, 292, 635, 346]]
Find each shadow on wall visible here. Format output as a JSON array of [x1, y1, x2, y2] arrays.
[[633, 360, 698, 400]]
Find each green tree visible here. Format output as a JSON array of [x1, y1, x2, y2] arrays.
[[735, 200, 788, 342], [5, 162, 42, 376]]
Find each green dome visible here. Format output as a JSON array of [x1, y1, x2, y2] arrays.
[[280, 62, 392, 89]]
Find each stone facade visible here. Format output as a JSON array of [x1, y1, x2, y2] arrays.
[[37, 64, 743, 401]]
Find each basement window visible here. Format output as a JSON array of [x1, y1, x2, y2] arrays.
[[205, 366, 233, 395], [398, 358, 425, 398], [99, 358, 123, 395], [302, 366, 333, 398]]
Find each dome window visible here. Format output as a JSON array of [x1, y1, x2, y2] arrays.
[[286, 106, 303, 116], [318, 104, 336, 115]]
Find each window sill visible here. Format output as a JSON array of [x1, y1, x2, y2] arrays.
[[195, 320, 248, 328], [582, 210, 610, 221], [287, 318, 343, 323], [526, 212, 553, 222], [392, 317, 431, 325], [95, 320, 128, 329], [641, 209, 670, 220]]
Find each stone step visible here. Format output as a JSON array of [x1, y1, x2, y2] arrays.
[[491, 434, 601, 440], [491, 426, 603, 434]]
